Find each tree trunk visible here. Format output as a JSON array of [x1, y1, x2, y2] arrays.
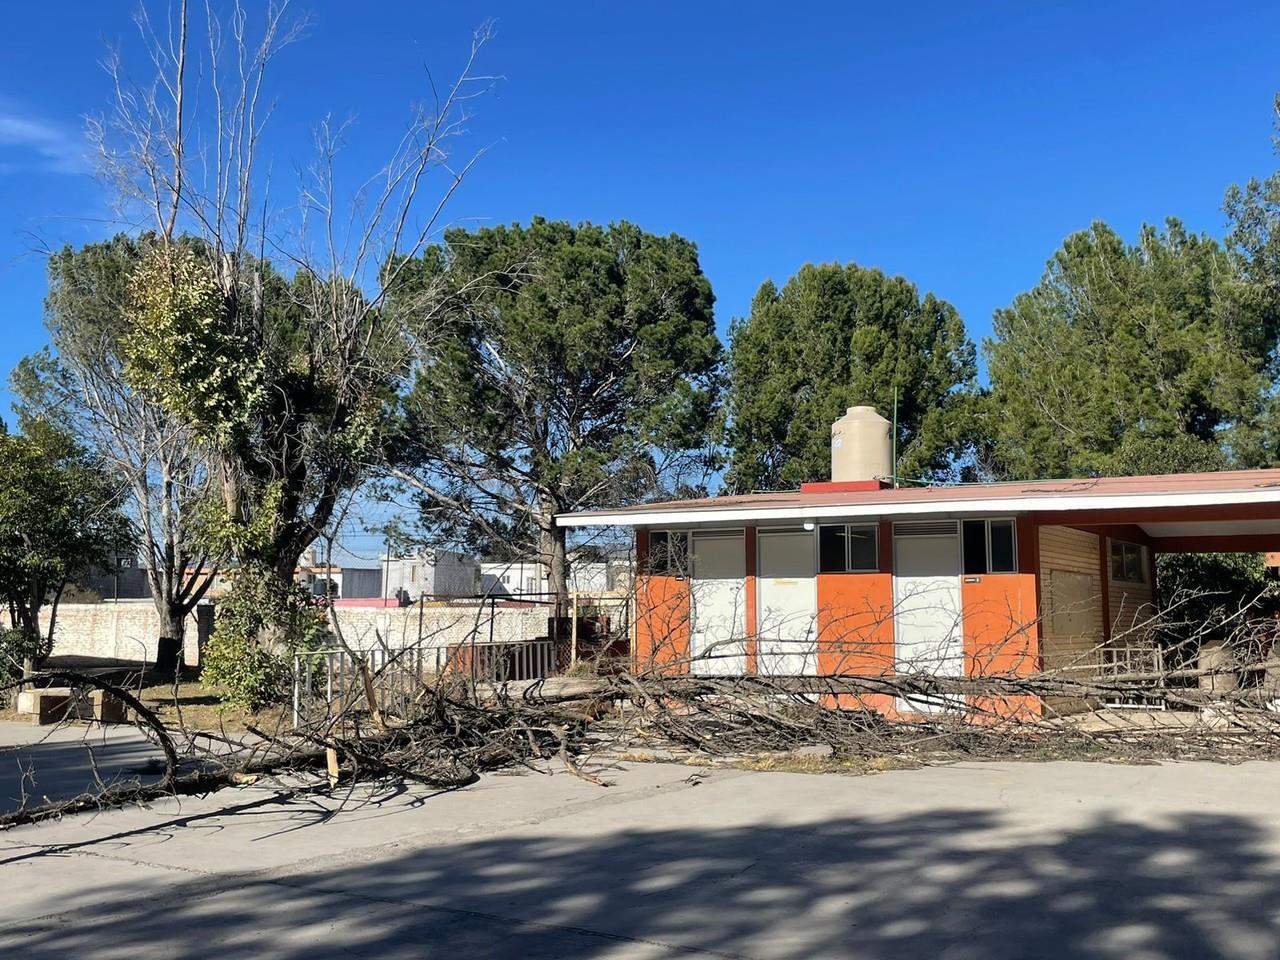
[[154, 600, 186, 674], [160, 602, 187, 644], [539, 516, 569, 614]]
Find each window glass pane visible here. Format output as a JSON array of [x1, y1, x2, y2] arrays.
[[1112, 542, 1144, 583], [819, 525, 848, 573], [649, 531, 667, 573], [649, 531, 671, 575], [1127, 544, 1144, 582], [848, 526, 878, 571], [962, 520, 988, 574], [989, 520, 1016, 572], [668, 532, 689, 576]]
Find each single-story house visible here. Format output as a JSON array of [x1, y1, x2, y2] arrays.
[[556, 407, 1280, 716]]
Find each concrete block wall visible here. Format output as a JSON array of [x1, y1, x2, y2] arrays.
[[6, 601, 205, 667], [328, 604, 552, 652], [8, 600, 552, 669]]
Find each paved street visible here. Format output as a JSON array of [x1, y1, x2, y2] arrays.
[[2, 748, 1280, 959], [0, 721, 164, 813]]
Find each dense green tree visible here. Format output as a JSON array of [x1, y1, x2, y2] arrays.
[[984, 219, 1279, 480], [388, 218, 722, 604], [1224, 93, 1280, 461], [0, 420, 130, 674], [1224, 95, 1280, 297], [723, 263, 978, 491]]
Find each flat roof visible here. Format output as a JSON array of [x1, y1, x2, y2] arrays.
[[556, 469, 1280, 527]]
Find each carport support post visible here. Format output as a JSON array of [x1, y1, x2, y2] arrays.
[[570, 590, 579, 667]]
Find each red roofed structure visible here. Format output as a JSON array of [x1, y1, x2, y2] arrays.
[[557, 407, 1280, 717]]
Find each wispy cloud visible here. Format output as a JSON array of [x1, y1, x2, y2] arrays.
[[0, 103, 89, 175]]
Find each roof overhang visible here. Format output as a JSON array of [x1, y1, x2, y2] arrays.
[[557, 487, 1280, 529]]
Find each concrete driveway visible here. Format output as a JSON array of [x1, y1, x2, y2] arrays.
[[1, 756, 1279, 959]]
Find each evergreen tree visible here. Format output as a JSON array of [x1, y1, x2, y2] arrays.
[[0, 420, 129, 675], [984, 219, 1279, 479], [724, 263, 978, 491], [388, 218, 722, 605]]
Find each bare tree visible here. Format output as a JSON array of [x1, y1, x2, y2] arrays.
[[86, 0, 496, 587]]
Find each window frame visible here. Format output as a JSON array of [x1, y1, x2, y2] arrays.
[[817, 522, 880, 574], [962, 518, 1019, 575], [1110, 540, 1146, 584], [647, 529, 691, 578]]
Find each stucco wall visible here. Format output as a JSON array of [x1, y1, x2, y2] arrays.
[[6, 600, 556, 669], [5, 601, 207, 667], [328, 603, 552, 652]]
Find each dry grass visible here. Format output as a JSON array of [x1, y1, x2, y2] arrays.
[[614, 747, 919, 777], [135, 680, 289, 733], [0, 677, 287, 734], [726, 753, 919, 776]]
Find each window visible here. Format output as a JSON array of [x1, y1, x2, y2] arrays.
[[818, 524, 879, 573], [648, 530, 690, 576], [990, 520, 1016, 572], [1111, 541, 1146, 583], [962, 519, 1018, 574]]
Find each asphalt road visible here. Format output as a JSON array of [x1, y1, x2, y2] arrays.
[[1, 750, 1279, 958]]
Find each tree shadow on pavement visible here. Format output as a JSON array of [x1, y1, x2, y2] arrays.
[[3, 804, 1278, 959], [0, 735, 163, 812]]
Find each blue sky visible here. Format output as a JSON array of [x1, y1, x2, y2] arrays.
[[2, 0, 1280, 430]]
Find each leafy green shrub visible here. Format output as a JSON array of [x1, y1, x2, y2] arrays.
[[202, 567, 331, 708], [124, 245, 264, 446]]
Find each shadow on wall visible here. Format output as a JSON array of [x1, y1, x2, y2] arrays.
[[4, 805, 1279, 959]]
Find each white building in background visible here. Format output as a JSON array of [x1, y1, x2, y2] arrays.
[[294, 548, 383, 599], [479, 554, 631, 600], [298, 564, 383, 600], [479, 560, 547, 599], [382, 550, 479, 602]]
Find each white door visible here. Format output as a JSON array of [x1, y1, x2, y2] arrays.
[[757, 530, 817, 675], [893, 522, 963, 712], [690, 532, 747, 675]]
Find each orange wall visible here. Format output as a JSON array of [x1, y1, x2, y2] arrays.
[[816, 562, 895, 677], [817, 571, 896, 712], [960, 517, 1041, 719], [634, 529, 690, 673], [961, 574, 1038, 677], [814, 520, 897, 711]]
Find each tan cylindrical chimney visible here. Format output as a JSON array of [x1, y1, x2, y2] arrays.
[[831, 406, 892, 482]]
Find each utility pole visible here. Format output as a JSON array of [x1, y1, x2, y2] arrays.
[[382, 536, 391, 605]]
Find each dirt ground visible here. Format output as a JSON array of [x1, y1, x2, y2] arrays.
[[0, 677, 287, 732], [2, 750, 1280, 959]]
